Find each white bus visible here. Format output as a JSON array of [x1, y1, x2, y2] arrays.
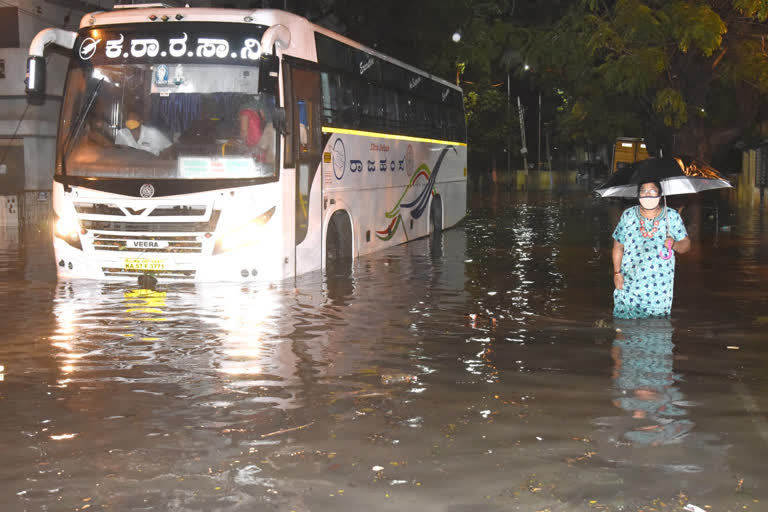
[[25, 5, 467, 283]]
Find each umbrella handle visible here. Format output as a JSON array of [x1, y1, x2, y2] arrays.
[[659, 238, 673, 260]]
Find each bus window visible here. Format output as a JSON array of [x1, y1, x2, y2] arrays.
[[384, 89, 399, 132]]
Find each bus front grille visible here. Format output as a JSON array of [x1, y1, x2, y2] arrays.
[[81, 210, 221, 233], [102, 268, 196, 280], [93, 234, 204, 254]]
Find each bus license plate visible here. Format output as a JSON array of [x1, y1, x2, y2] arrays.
[[124, 259, 165, 271]]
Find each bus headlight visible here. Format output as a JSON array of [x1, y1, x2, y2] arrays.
[[213, 206, 276, 255], [54, 211, 83, 250]]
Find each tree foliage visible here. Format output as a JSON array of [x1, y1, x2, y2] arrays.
[[527, 0, 768, 162], [320, 0, 768, 166]]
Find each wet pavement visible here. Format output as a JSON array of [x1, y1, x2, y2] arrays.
[[1, 189, 767, 512]]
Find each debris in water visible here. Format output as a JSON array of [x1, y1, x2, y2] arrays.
[[381, 373, 417, 385], [260, 421, 314, 438]]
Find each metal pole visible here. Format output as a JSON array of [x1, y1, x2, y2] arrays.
[[517, 96, 528, 172], [537, 91, 541, 170], [506, 73, 510, 175], [545, 123, 552, 172]]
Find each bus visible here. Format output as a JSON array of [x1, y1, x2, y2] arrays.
[[25, 5, 467, 282], [611, 137, 650, 173]]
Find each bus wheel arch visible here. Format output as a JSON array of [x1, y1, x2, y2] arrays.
[[325, 209, 353, 271]]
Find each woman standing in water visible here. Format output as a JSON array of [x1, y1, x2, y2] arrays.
[[612, 181, 691, 318]]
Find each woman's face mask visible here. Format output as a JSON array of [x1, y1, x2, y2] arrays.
[[638, 196, 661, 210], [125, 120, 140, 130]]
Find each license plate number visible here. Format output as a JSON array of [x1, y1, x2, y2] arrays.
[[124, 259, 165, 271]]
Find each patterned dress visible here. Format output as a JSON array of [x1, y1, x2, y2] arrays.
[[612, 206, 688, 318]]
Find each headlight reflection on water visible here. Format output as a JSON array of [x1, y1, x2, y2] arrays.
[[215, 287, 281, 377], [123, 289, 168, 323], [48, 281, 297, 410]]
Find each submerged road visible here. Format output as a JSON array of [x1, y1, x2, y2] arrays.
[[1, 189, 767, 512]]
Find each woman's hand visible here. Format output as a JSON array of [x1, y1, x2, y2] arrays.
[[614, 272, 624, 290], [669, 236, 691, 254]]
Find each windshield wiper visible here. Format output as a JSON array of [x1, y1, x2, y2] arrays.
[[61, 78, 104, 175]]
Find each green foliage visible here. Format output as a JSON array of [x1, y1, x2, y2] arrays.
[[718, 40, 768, 93], [599, 47, 668, 94], [464, 86, 511, 149], [325, 0, 768, 162], [463, 84, 519, 170], [733, 0, 768, 20], [613, 0, 666, 47], [653, 88, 688, 128], [663, 2, 726, 56], [523, 0, 768, 160]]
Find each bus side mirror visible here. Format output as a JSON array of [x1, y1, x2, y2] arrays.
[[25, 56, 46, 105], [258, 54, 279, 95]]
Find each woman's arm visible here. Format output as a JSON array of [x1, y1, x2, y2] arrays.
[[672, 236, 691, 254], [667, 210, 691, 254], [613, 239, 624, 290]]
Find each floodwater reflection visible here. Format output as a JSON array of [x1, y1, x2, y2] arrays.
[[1, 191, 767, 511], [611, 319, 694, 446]]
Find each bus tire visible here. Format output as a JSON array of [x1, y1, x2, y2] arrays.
[[326, 210, 353, 274]]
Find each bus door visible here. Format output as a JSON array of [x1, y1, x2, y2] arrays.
[[290, 67, 323, 268]]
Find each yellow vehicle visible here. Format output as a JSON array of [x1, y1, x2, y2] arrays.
[[611, 137, 650, 173]]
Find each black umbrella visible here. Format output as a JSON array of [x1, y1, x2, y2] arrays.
[[595, 157, 732, 198]]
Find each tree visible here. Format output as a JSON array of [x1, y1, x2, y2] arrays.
[[526, 0, 768, 165], [464, 83, 518, 173]]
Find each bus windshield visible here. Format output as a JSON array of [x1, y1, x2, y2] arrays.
[[58, 62, 278, 180]]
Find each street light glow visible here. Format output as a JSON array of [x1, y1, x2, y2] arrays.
[[452, 31, 461, 43], [524, 64, 530, 71]]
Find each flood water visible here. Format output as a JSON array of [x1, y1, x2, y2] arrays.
[[1, 189, 767, 512]]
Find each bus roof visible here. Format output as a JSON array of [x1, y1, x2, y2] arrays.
[[79, 6, 461, 93]]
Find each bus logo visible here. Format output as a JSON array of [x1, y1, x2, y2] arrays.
[[139, 184, 155, 198], [79, 37, 100, 61], [332, 138, 346, 180]]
